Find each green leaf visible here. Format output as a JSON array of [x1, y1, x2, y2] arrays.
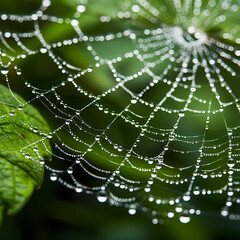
[[0, 84, 51, 223]]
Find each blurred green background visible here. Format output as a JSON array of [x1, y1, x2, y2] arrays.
[[0, 0, 240, 239]]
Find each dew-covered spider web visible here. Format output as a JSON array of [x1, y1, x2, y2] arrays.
[[0, 0, 240, 224]]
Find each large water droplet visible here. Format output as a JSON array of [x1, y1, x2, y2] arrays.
[[221, 206, 228, 217], [193, 186, 200, 195], [18, 105, 23, 111], [227, 158, 235, 168], [132, 4, 140, 13], [16, 69, 22, 75], [183, 193, 191, 201], [179, 213, 191, 223], [67, 167, 73, 174], [1, 66, 9, 75], [75, 187, 82, 193], [9, 111, 15, 116], [97, 190, 108, 203], [50, 173, 58, 181], [128, 205, 136, 215], [77, 5, 86, 13], [131, 99, 137, 104], [175, 204, 183, 213], [71, 19, 79, 27], [40, 159, 45, 165], [33, 127, 38, 133]]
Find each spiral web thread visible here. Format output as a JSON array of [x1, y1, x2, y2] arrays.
[[0, 0, 240, 224]]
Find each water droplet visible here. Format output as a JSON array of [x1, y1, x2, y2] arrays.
[[183, 193, 191, 201], [118, 146, 123, 152], [50, 173, 58, 181], [97, 190, 108, 203], [33, 127, 38, 133], [132, 4, 140, 12], [1, 66, 9, 75], [40, 159, 45, 165], [18, 105, 23, 111], [144, 186, 151, 192], [227, 158, 235, 168], [95, 135, 100, 141], [168, 212, 174, 218], [40, 47, 47, 53], [175, 204, 183, 213], [128, 205, 136, 215], [235, 50, 240, 56], [47, 133, 53, 139], [77, 5, 86, 13], [221, 206, 228, 217], [67, 167, 73, 174], [202, 172, 208, 179], [75, 187, 82, 193], [193, 186, 200, 195], [152, 218, 158, 224], [16, 69, 22, 75], [131, 99, 137, 104], [179, 213, 191, 223], [9, 111, 15, 116], [71, 19, 79, 27]]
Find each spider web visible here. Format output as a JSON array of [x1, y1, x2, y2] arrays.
[[0, 0, 240, 224]]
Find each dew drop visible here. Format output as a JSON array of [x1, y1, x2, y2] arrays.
[[144, 186, 151, 192], [227, 158, 235, 168], [202, 172, 208, 179], [193, 186, 200, 195], [33, 127, 38, 133], [71, 19, 79, 26], [47, 133, 53, 139], [18, 105, 23, 111], [221, 206, 228, 217], [1, 66, 9, 75], [128, 205, 136, 215], [40, 159, 45, 165], [132, 4, 140, 12], [40, 47, 47, 54], [235, 50, 240, 56], [50, 173, 58, 181], [95, 135, 100, 141], [183, 193, 191, 201], [175, 204, 183, 213], [16, 69, 22, 75], [97, 190, 108, 203], [152, 218, 158, 224], [131, 99, 137, 104], [77, 5, 86, 13], [75, 187, 83, 193], [118, 146, 123, 152], [9, 111, 15, 116], [179, 213, 191, 223], [168, 212, 174, 218], [67, 167, 73, 174]]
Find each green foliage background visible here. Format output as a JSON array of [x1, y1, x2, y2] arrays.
[[0, 0, 240, 239]]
